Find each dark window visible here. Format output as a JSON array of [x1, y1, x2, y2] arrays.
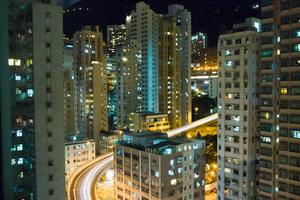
[[261, 11, 273, 19]]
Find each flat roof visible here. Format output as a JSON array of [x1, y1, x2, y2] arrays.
[[124, 131, 168, 138]]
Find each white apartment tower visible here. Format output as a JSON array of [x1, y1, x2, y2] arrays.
[[217, 19, 260, 200], [73, 26, 108, 154], [116, 40, 142, 129], [126, 2, 160, 113], [3, 0, 65, 199], [168, 4, 192, 126], [259, 0, 300, 199]]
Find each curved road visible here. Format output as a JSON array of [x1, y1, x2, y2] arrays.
[[68, 152, 113, 200], [67, 114, 218, 199]]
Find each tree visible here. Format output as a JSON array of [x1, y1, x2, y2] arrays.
[[204, 135, 217, 165], [192, 95, 217, 121]]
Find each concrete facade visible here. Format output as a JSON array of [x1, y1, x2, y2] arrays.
[[217, 19, 260, 200], [73, 26, 108, 154], [65, 139, 95, 178], [114, 132, 206, 200]]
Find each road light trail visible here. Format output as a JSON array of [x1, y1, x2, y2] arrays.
[[68, 114, 218, 199], [167, 113, 218, 137]]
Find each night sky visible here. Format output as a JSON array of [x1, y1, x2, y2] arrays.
[[63, 0, 260, 46]]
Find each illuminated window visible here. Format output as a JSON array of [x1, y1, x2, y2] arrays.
[[16, 130, 22, 137], [225, 168, 231, 173], [15, 59, 21, 66], [15, 74, 21, 81], [8, 59, 14, 66], [168, 170, 174, 176], [11, 159, 16, 165], [171, 179, 177, 185], [17, 144, 23, 151], [27, 59, 33, 66], [27, 89, 33, 97], [18, 158, 23, 165], [16, 88, 21, 94], [281, 88, 288, 95]]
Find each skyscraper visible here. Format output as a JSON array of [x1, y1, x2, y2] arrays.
[[73, 26, 108, 154], [191, 32, 207, 59], [168, 4, 192, 126], [2, 0, 65, 199], [126, 2, 160, 113], [217, 18, 260, 200], [259, 1, 300, 199], [107, 24, 127, 47], [158, 15, 182, 129], [116, 40, 142, 129]]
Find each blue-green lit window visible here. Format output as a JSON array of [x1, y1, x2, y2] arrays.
[[291, 29, 300, 38], [292, 44, 300, 52], [261, 50, 273, 57]]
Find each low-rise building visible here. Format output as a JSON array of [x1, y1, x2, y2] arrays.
[[129, 112, 169, 133], [99, 130, 120, 155], [114, 131, 206, 200], [65, 139, 95, 179]]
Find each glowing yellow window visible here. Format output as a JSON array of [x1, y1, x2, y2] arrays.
[[281, 88, 288, 95]]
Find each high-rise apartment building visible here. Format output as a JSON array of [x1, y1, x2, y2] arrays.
[[191, 47, 218, 98], [1, 0, 65, 199], [114, 131, 206, 200], [168, 4, 192, 126], [217, 18, 260, 200], [258, 1, 300, 199], [191, 32, 207, 58], [73, 26, 108, 154], [63, 71, 75, 136], [127, 2, 160, 112], [116, 40, 142, 129], [107, 24, 127, 47], [158, 15, 182, 129]]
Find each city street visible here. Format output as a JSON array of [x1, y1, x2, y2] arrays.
[[205, 192, 217, 200]]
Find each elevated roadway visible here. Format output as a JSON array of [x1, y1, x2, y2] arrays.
[[68, 113, 218, 199]]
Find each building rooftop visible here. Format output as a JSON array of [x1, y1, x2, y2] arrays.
[[124, 131, 168, 138], [146, 140, 181, 149]]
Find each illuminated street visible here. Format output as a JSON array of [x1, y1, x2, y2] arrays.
[[205, 192, 217, 200]]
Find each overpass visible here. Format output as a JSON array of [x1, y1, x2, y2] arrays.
[[67, 113, 218, 199]]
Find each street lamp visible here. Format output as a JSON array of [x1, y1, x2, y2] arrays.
[[195, 107, 198, 121]]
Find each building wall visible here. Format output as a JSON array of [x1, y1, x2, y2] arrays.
[[159, 16, 181, 129], [32, 2, 65, 199], [192, 47, 218, 97], [73, 26, 108, 154], [0, 0, 12, 199], [100, 132, 119, 155], [217, 29, 260, 200], [63, 71, 75, 136], [127, 2, 160, 112], [114, 140, 206, 200], [168, 5, 192, 126], [259, 1, 300, 199], [107, 24, 126, 46], [116, 40, 142, 130], [129, 113, 169, 133], [65, 140, 95, 178]]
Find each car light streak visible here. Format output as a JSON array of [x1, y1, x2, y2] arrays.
[[80, 157, 113, 200], [167, 113, 218, 137], [69, 114, 218, 200]]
